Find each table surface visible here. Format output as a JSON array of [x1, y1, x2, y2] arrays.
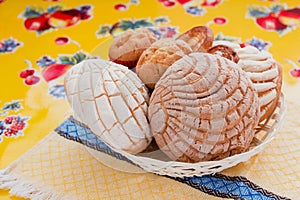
[[1, 0, 300, 199]]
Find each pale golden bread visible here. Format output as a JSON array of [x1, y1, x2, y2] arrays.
[[109, 28, 157, 68], [136, 38, 192, 89], [176, 26, 214, 52]]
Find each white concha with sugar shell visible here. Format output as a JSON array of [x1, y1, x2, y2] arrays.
[[64, 59, 152, 154], [213, 40, 282, 122]]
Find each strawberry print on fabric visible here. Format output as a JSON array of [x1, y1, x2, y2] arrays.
[[114, 0, 139, 11], [19, 5, 92, 35], [247, 3, 300, 35], [286, 59, 300, 79], [157, 0, 176, 8], [54, 36, 80, 47], [19, 60, 41, 86], [206, 16, 228, 27]]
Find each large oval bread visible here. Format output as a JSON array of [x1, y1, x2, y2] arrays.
[[148, 53, 260, 162], [64, 59, 152, 154], [213, 40, 282, 122]]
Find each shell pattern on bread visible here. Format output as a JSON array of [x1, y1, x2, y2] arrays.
[[213, 40, 282, 121], [64, 59, 152, 154], [148, 53, 260, 162]]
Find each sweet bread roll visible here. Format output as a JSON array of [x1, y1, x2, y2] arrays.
[[208, 44, 239, 63], [136, 38, 192, 89], [176, 26, 214, 52], [109, 28, 158, 68], [64, 59, 152, 154], [213, 40, 282, 121], [148, 53, 260, 162]]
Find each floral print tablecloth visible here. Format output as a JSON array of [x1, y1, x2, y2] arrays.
[[0, 1, 300, 199]]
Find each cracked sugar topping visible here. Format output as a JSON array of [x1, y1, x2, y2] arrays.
[[148, 53, 260, 162], [64, 59, 152, 154], [213, 40, 282, 122]]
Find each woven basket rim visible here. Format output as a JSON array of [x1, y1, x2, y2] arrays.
[[103, 93, 285, 177]]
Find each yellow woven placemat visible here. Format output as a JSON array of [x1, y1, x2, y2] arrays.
[[0, 85, 299, 199]]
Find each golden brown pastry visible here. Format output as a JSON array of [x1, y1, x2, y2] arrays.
[[208, 44, 239, 63], [109, 28, 158, 68], [136, 38, 192, 89], [148, 53, 260, 162], [176, 26, 214, 52]]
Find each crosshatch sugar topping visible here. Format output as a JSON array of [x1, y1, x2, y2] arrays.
[[64, 59, 152, 154]]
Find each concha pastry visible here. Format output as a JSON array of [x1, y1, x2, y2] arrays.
[[64, 59, 152, 154], [213, 40, 282, 122], [176, 26, 214, 52], [136, 38, 192, 89], [148, 53, 260, 162], [108, 28, 158, 68]]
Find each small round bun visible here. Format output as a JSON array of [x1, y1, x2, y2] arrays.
[[136, 38, 192, 89], [109, 28, 158, 68]]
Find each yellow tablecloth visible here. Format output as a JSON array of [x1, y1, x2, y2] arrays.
[[0, 0, 299, 199]]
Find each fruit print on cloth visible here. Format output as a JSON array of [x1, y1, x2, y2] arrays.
[[214, 33, 271, 52], [286, 59, 300, 79], [96, 17, 178, 39], [0, 38, 22, 54], [175, 0, 223, 16], [247, 3, 300, 34], [19, 5, 92, 35], [157, 0, 176, 8], [19, 60, 41, 86], [205, 16, 228, 27], [35, 51, 93, 98], [54, 36, 80, 47], [0, 100, 30, 143], [0, 100, 23, 117], [114, 0, 139, 11]]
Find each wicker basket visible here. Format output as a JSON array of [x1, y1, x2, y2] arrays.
[[89, 39, 286, 178], [85, 93, 285, 178]]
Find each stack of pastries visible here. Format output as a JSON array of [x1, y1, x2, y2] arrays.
[[65, 26, 282, 163]]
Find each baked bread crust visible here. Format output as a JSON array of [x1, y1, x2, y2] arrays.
[[213, 40, 283, 122], [136, 38, 192, 89], [148, 53, 260, 162], [176, 26, 214, 52], [109, 28, 158, 68], [65, 59, 152, 154]]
